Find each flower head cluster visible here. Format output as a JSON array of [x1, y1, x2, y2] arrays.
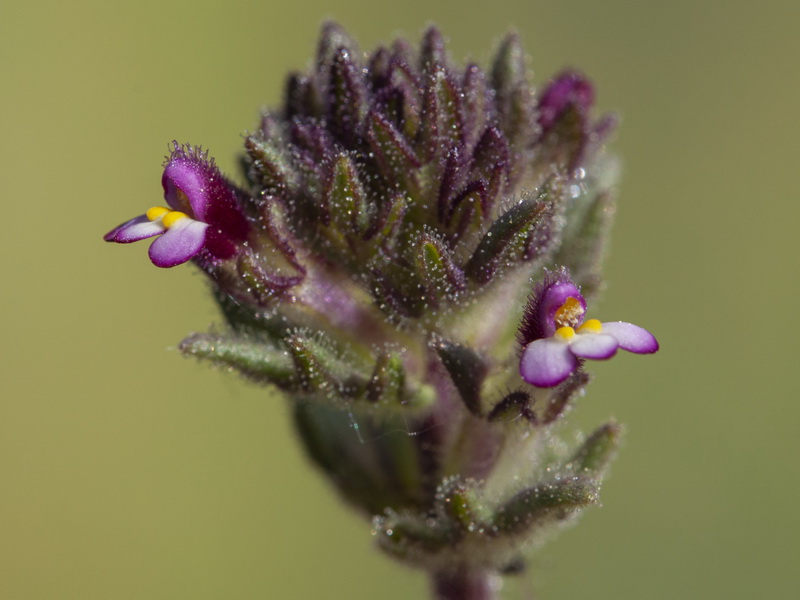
[[104, 23, 659, 594]]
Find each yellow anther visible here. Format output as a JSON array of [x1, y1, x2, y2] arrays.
[[146, 206, 170, 221], [555, 326, 576, 340], [554, 297, 584, 328], [578, 319, 603, 334], [162, 211, 189, 229]]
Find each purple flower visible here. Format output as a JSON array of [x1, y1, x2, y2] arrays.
[[519, 269, 658, 387], [104, 143, 250, 268]]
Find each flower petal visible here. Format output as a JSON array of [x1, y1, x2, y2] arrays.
[[163, 158, 207, 218], [161, 144, 251, 243], [147, 218, 209, 268], [520, 338, 578, 388], [601, 321, 659, 354], [570, 333, 619, 360], [104, 215, 163, 243]]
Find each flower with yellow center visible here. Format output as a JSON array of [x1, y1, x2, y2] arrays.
[[518, 270, 658, 387]]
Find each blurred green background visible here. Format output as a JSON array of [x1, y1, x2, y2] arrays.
[[2, 0, 798, 598]]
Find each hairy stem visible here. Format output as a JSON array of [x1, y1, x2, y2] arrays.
[[432, 569, 498, 600]]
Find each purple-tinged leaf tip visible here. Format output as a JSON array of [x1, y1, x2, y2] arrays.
[[537, 71, 594, 132]]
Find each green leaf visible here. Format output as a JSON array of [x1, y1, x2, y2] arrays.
[[374, 509, 458, 561], [553, 189, 615, 299], [418, 66, 463, 161], [326, 153, 369, 235], [491, 477, 598, 536], [566, 422, 622, 477], [316, 21, 359, 71], [364, 192, 409, 252], [431, 336, 487, 415], [437, 477, 483, 532], [367, 111, 420, 192], [487, 391, 535, 423], [244, 134, 297, 195], [464, 193, 549, 283], [366, 352, 406, 405], [329, 48, 368, 145], [179, 333, 295, 389], [414, 234, 466, 305], [420, 27, 449, 72], [285, 334, 340, 393], [491, 32, 526, 104]]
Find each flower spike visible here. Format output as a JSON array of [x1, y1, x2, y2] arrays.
[[103, 23, 661, 592]]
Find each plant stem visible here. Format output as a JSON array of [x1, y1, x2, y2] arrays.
[[432, 569, 498, 600]]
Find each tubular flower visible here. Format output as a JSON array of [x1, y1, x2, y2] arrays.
[[518, 268, 658, 387], [104, 143, 250, 268]]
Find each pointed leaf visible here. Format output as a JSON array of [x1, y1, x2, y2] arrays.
[[491, 477, 598, 536], [366, 352, 406, 405], [180, 333, 296, 389], [431, 336, 487, 415], [471, 126, 510, 194], [488, 391, 535, 423], [285, 334, 341, 393], [553, 189, 615, 299], [328, 47, 368, 145], [437, 477, 482, 532], [415, 233, 466, 305], [491, 32, 526, 108], [284, 73, 323, 119], [539, 371, 590, 424], [462, 63, 491, 149], [316, 21, 359, 72], [420, 26, 449, 72], [566, 422, 621, 476], [244, 134, 297, 195], [367, 111, 420, 191], [445, 180, 488, 248], [437, 146, 469, 223], [364, 192, 409, 251], [417, 66, 464, 162], [373, 509, 458, 561], [326, 153, 369, 235], [464, 194, 550, 283], [367, 46, 391, 88], [388, 59, 423, 139]]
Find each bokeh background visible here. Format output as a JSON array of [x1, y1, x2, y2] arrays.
[[2, 0, 798, 598]]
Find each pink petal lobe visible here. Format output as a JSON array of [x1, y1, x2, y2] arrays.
[[520, 338, 578, 388], [104, 215, 163, 243], [570, 333, 619, 360], [163, 159, 207, 218], [601, 321, 659, 354], [148, 219, 208, 268]]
